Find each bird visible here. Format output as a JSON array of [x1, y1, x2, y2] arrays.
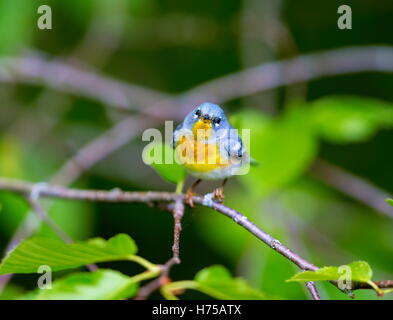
[[172, 102, 250, 206]]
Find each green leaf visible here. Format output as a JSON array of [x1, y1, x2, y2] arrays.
[[310, 96, 393, 143], [37, 199, 93, 241], [0, 284, 25, 300], [387, 199, 393, 207], [239, 109, 317, 197], [0, 136, 25, 178], [230, 110, 272, 140], [33, 270, 138, 300], [287, 261, 373, 283], [0, 0, 35, 54], [0, 193, 30, 239], [143, 142, 186, 184], [0, 234, 137, 274], [194, 265, 269, 300]]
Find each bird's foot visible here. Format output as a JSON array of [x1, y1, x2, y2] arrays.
[[213, 187, 225, 203], [185, 188, 197, 207]]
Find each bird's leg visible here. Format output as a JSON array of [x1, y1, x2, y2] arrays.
[[213, 178, 227, 203], [185, 179, 201, 207]]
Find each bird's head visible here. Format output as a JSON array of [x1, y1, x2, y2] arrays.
[[183, 102, 228, 139]]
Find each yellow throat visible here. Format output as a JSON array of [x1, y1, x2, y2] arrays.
[[176, 118, 229, 172], [192, 118, 212, 140]]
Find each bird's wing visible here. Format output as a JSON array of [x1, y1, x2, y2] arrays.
[[172, 123, 183, 149], [218, 127, 245, 160]]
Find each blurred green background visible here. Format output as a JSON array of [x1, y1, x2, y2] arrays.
[[0, 0, 392, 300]]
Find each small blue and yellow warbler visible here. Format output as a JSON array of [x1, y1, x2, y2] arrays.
[[172, 102, 250, 206]]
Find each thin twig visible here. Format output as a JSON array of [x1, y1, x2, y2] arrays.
[[26, 199, 98, 273], [135, 197, 185, 299], [4, 211, 39, 253], [354, 280, 393, 289], [26, 197, 73, 244], [311, 159, 393, 219], [1, 46, 392, 117], [175, 46, 393, 110], [0, 212, 40, 293], [27, 185, 98, 271], [50, 116, 155, 186], [280, 205, 322, 300], [305, 281, 321, 300], [171, 198, 185, 264], [8, 46, 393, 244], [0, 177, 391, 293], [0, 45, 392, 299], [134, 277, 162, 300], [0, 54, 169, 112], [0, 116, 157, 289], [205, 199, 317, 271]]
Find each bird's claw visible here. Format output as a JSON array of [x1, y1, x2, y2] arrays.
[[185, 188, 196, 207], [213, 187, 225, 203]]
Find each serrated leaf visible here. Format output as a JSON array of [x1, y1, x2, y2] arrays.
[[194, 265, 269, 300], [0, 234, 137, 274], [143, 142, 186, 184], [310, 96, 393, 143], [287, 261, 373, 283], [387, 199, 393, 207], [33, 270, 138, 300]]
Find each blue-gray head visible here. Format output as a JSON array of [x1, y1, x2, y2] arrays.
[[183, 102, 229, 132]]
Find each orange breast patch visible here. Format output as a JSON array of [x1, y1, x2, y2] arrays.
[[176, 136, 230, 172]]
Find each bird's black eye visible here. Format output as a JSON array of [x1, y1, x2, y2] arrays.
[[214, 117, 221, 125], [195, 109, 202, 116]]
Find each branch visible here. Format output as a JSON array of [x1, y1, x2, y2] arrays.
[[305, 282, 321, 300], [27, 196, 73, 244], [26, 194, 99, 273], [171, 198, 185, 264], [50, 116, 156, 186], [136, 198, 185, 300], [5, 46, 393, 248], [1, 115, 160, 290], [354, 280, 393, 290], [311, 159, 393, 219], [203, 197, 317, 271], [0, 177, 391, 294], [40, 45, 393, 210], [1, 46, 392, 299], [0, 54, 169, 112], [1, 46, 392, 117], [172, 46, 393, 109]]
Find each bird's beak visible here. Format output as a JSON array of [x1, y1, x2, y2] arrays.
[[202, 116, 211, 124], [193, 117, 212, 139]]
